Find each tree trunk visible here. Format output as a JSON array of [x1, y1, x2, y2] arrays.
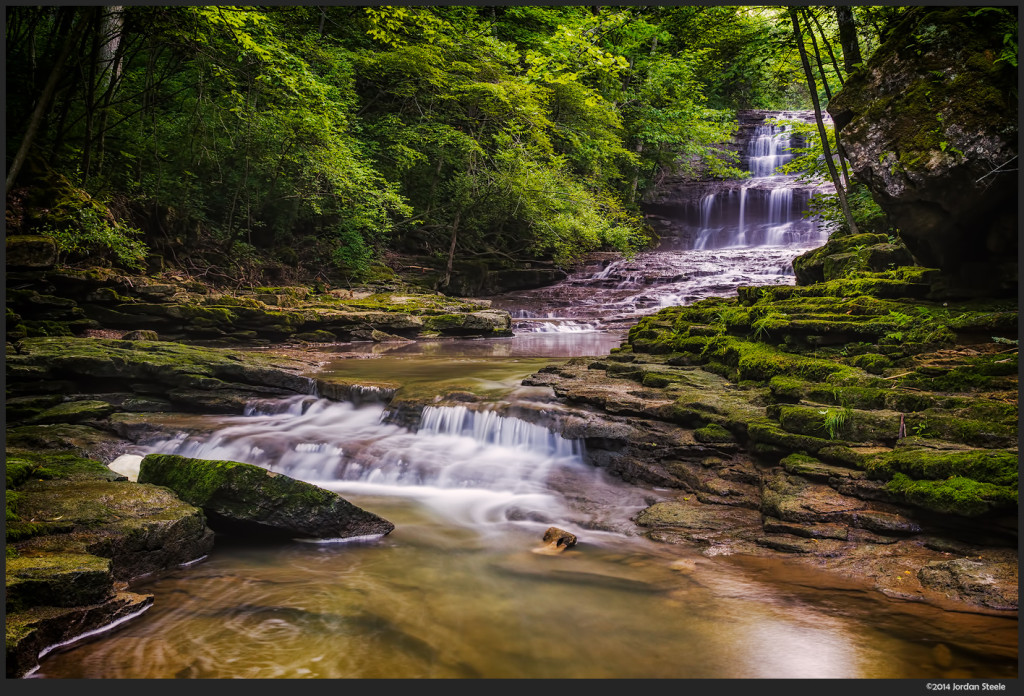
[[95, 8, 128, 176], [789, 8, 858, 236], [803, 8, 852, 190], [443, 209, 461, 289], [629, 141, 643, 203], [836, 6, 863, 75], [806, 7, 845, 88], [802, 9, 833, 102], [6, 8, 89, 189]]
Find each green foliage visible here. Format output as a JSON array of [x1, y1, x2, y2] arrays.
[[40, 208, 149, 271], [819, 406, 852, 440], [4, 4, 853, 281], [805, 184, 890, 236]]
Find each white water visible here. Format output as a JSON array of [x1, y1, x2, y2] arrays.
[[140, 396, 649, 536]]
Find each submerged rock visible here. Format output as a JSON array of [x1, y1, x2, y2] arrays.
[[138, 454, 396, 540]]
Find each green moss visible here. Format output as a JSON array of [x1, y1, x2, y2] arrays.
[[693, 423, 735, 444], [867, 448, 1017, 486], [767, 376, 807, 402], [886, 473, 1017, 517], [746, 420, 834, 455], [700, 337, 857, 383], [849, 353, 893, 374], [641, 371, 680, 388], [806, 385, 887, 410]]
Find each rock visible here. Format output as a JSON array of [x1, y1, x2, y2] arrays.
[[917, 557, 1019, 611], [370, 329, 413, 343], [540, 526, 577, 551], [292, 329, 337, 343], [138, 454, 395, 540], [6, 554, 115, 613], [13, 475, 214, 580], [6, 235, 57, 269], [792, 233, 890, 285], [6, 591, 154, 678], [850, 510, 922, 536], [5, 448, 215, 677], [122, 330, 159, 341], [828, 6, 1018, 294], [27, 400, 116, 425]]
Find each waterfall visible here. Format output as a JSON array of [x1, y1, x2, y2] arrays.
[[140, 397, 600, 526], [419, 405, 581, 457], [747, 121, 794, 178], [640, 110, 830, 253]]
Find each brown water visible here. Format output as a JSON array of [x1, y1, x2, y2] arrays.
[[30, 494, 1019, 679]]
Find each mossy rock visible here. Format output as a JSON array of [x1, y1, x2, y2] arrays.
[[138, 454, 395, 540], [693, 423, 735, 444], [865, 448, 1018, 487], [780, 453, 864, 482], [778, 404, 900, 446], [6, 591, 154, 679], [292, 330, 338, 343], [27, 400, 116, 425], [6, 235, 57, 269], [792, 233, 890, 285], [5, 554, 113, 613], [5, 424, 126, 459], [886, 473, 1017, 517], [746, 420, 835, 456]]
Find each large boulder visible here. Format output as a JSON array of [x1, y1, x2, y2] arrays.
[[138, 454, 396, 540], [828, 7, 1017, 296]]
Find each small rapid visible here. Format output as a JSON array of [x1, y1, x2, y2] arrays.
[[141, 395, 649, 535]]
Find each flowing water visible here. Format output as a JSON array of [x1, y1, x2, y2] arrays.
[[29, 112, 1018, 680]]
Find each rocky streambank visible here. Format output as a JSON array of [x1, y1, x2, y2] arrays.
[[6, 244, 513, 346], [495, 251, 1017, 616], [4, 279, 428, 677]]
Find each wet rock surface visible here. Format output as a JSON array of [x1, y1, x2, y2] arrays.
[[508, 267, 1017, 616], [4, 449, 214, 677]]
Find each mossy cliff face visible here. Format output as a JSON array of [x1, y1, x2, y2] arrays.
[[523, 267, 1017, 613], [828, 7, 1017, 294]]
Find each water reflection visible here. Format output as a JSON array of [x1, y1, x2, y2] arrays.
[[32, 497, 1018, 679], [329, 330, 626, 360]]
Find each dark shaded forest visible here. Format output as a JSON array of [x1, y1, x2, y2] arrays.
[[5, 4, 931, 287]]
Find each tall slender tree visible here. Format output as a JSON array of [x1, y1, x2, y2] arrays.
[[788, 7, 858, 235]]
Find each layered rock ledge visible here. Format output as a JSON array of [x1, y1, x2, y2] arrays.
[[504, 266, 1018, 614]]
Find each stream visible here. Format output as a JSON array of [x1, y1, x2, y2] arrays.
[[29, 113, 1018, 680]]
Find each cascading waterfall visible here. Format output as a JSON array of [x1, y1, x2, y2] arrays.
[[418, 405, 581, 457], [491, 111, 832, 332], [689, 115, 822, 251], [140, 395, 633, 529], [746, 121, 795, 177]]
